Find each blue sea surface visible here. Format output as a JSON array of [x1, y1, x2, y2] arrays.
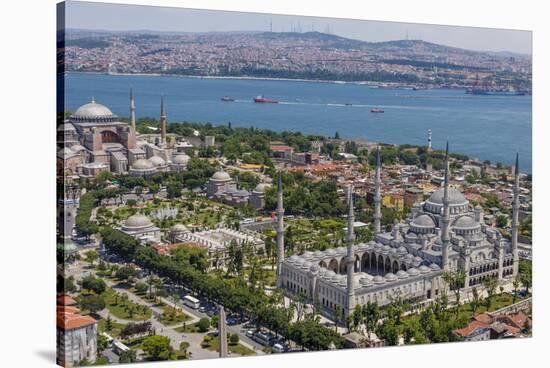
[[65, 73, 532, 172]]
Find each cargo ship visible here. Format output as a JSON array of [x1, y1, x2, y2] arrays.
[[221, 96, 235, 102], [253, 95, 278, 103], [466, 88, 526, 96]]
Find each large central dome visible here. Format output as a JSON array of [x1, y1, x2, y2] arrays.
[[71, 98, 118, 123], [427, 187, 468, 205], [424, 187, 469, 215]]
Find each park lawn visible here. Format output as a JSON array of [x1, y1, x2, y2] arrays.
[[175, 322, 210, 333], [159, 306, 192, 326], [103, 288, 152, 321], [455, 292, 526, 321], [98, 318, 126, 338], [203, 336, 255, 356]]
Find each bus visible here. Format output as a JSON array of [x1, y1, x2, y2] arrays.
[[183, 295, 200, 309], [251, 331, 275, 346], [112, 340, 130, 355]]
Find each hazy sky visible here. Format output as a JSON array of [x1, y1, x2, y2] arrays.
[[65, 1, 532, 55]]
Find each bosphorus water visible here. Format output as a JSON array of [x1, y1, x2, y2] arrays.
[[65, 72, 532, 172]]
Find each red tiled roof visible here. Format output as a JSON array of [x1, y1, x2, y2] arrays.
[[57, 294, 77, 306], [474, 313, 494, 325], [454, 320, 489, 337], [57, 311, 97, 330], [57, 305, 80, 314], [270, 145, 293, 151]]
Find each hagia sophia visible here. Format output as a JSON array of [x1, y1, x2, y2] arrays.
[[57, 90, 191, 179], [57, 91, 267, 210], [277, 146, 521, 319]]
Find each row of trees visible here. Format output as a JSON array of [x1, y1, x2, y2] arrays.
[[102, 228, 344, 350]]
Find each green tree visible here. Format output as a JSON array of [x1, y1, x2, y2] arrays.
[[142, 335, 174, 361], [483, 277, 498, 310], [229, 333, 239, 345], [80, 294, 106, 315], [119, 349, 137, 363], [84, 250, 99, 266], [198, 317, 210, 332]]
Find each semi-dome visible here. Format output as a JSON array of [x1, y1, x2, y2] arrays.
[[132, 158, 154, 170], [149, 156, 166, 167], [411, 214, 435, 228], [123, 214, 153, 229], [211, 170, 231, 181], [453, 216, 480, 230]]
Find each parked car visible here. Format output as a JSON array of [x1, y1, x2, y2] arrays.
[[272, 343, 285, 353], [245, 329, 255, 338]]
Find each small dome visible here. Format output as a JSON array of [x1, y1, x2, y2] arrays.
[[419, 265, 430, 273], [302, 261, 313, 269], [326, 248, 337, 255], [359, 277, 371, 286], [397, 246, 408, 254], [429, 263, 441, 270], [170, 224, 188, 232], [314, 251, 324, 257], [309, 264, 320, 273], [253, 183, 270, 193], [404, 254, 414, 260], [289, 255, 299, 263], [411, 214, 435, 228], [172, 153, 190, 165], [396, 270, 409, 279], [124, 214, 153, 229], [453, 216, 480, 230], [211, 170, 231, 181], [149, 156, 166, 167], [373, 276, 386, 284], [407, 268, 420, 276], [132, 158, 154, 170], [413, 256, 423, 262], [325, 270, 336, 279], [384, 273, 397, 281]]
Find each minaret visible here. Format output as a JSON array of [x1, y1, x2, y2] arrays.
[[160, 96, 167, 146], [373, 146, 382, 234], [276, 172, 285, 287], [440, 142, 451, 271], [218, 306, 228, 358], [511, 153, 520, 276], [130, 88, 136, 132], [427, 129, 433, 152], [345, 185, 356, 318]]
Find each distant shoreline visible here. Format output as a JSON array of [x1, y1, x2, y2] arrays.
[[64, 71, 447, 88]]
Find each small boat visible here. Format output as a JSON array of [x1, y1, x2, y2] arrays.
[[345, 103, 353, 106], [370, 108, 384, 113], [221, 96, 235, 102], [253, 95, 278, 103]]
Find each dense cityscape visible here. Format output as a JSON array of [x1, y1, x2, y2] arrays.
[[64, 29, 532, 91], [57, 91, 532, 366]]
